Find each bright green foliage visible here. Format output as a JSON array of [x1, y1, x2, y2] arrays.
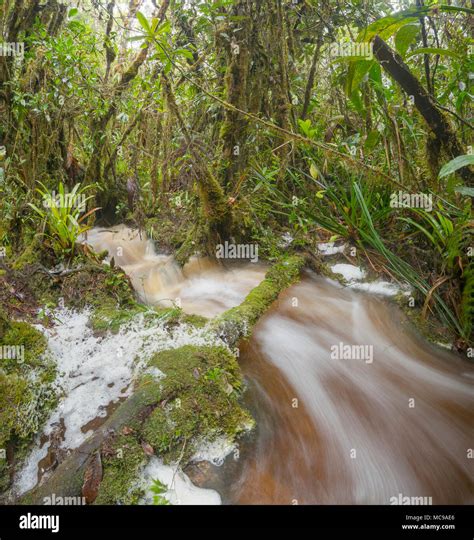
[[28, 182, 98, 259]]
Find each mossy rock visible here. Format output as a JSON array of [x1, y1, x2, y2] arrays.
[[141, 345, 251, 463], [94, 345, 252, 504], [0, 318, 57, 495]]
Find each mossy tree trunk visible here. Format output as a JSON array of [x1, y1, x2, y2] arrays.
[[270, 0, 293, 182], [219, 0, 251, 193], [373, 35, 473, 184], [162, 74, 233, 251]]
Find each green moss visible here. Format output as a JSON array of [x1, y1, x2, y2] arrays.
[[0, 371, 27, 445], [0, 310, 9, 339], [12, 234, 43, 271], [141, 345, 252, 464], [95, 344, 252, 504], [0, 317, 57, 494], [180, 313, 208, 328], [1, 321, 47, 371], [212, 255, 305, 344], [60, 266, 136, 310], [90, 301, 146, 333], [0, 371, 27, 491], [90, 302, 207, 334], [145, 217, 189, 252], [94, 434, 147, 505], [175, 225, 205, 267]]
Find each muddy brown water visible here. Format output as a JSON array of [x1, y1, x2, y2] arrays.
[[220, 279, 473, 504], [84, 226, 473, 505]]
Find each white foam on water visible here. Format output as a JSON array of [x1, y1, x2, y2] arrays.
[[192, 435, 237, 466], [330, 263, 409, 297], [14, 308, 226, 496], [139, 457, 221, 505], [318, 242, 346, 256], [331, 263, 366, 281], [348, 280, 401, 296]]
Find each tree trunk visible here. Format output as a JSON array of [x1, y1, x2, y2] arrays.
[[302, 32, 323, 120], [373, 35, 473, 185], [219, 0, 251, 192]]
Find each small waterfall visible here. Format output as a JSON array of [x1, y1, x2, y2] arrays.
[[83, 225, 268, 317]]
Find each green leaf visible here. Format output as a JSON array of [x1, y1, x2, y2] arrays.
[[407, 47, 459, 60], [440, 5, 474, 15], [454, 186, 474, 197], [309, 162, 320, 180], [395, 24, 419, 57], [357, 9, 421, 44], [136, 12, 151, 34], [157, 20, 171, 35], [298, 119, 314, 138], [175, 48, 194, 60], [346, 59, 374, 96], [68, 8, 78, 18], [438, 155, 474, 179]]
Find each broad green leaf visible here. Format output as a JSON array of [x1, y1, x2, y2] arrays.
[[395, 24, 419, 57], [136, 12, 151, 34], [175, 48, 195, 61], [157, 20, 171, 35], [346, 59, 374, 96], [438, 155, 474, 179], [357, 9, 422, 44]]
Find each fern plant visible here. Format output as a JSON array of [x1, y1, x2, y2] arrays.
[[399, 205, 473, 273]]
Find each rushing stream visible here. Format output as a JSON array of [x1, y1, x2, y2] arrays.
[[226, 279, 473, 504], [84, 226, 268, 317], [13, 225, 473, 505]]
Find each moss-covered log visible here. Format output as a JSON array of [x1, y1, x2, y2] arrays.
[[212, 255, 305, 346], [373, 35, 473, 184]]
